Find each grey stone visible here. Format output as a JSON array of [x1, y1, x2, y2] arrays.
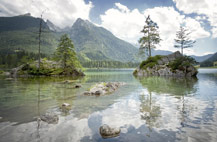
[[99, 124, 121, 139], [157, 60, 164, 65], [40, 113, 59, 124], [161, 57, 169, 64], [174, 51, 182, 58], [167, 53, 176, 61], [83, 82, 124, 96]]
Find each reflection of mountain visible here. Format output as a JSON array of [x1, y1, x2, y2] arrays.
[[137, 76, 198, 96]]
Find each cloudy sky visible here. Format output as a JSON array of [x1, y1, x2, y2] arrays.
[[0, 0, 216, 56]]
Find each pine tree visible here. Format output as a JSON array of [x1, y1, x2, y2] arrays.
[[174, 26, 196, 55], [54, 34, 82, 71], [139, 15, 161, 57]]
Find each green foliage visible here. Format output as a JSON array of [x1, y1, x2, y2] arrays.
[[168, 56, 197, 71], [0, 70, 4, 74], [0, 49, 48, 68], [200, 60, 213, 67], [139, 16, 161, 57], [139, 55, 163, 69], [54, 34, 82, 70]]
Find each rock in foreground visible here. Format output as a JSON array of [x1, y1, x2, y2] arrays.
[[40, 113, 59, 124], [99, 124, 121, 139], [83, 82, 124, 96], [134, 51, 198, 77]]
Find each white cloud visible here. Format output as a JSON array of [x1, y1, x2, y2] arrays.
[[211, 27, 217, 38], [0, 0, 93, 28], [100, 4, 209, 53], [173, 0, 217, 38], [100, 3, 145, 44], [184, 17, 210, 39]]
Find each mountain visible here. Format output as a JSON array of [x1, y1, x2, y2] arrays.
[[0, 15, 213, 64], [152, 49, 172, 56], [191, 54, 213, 62], [0, 14, 59, 54], [200, 52, 217, 67], [204, 52, 217, 62], [46, 20, 61, 32], [0, 13, 49, 32], [68, 18, 138, 62]]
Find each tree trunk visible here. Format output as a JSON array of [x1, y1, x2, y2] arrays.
[[149, 43, 151, 57], [148, 27, 151, 57], [38, 15, 42, 70]]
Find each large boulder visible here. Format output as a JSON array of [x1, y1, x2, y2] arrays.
[[99, 124, 121, 139], [134, 51, 198, 77], [83, 82, 124, 96]]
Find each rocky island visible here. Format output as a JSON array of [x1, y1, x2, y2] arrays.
[[133, 51, 198, 77], [10, 59, 84, 77]]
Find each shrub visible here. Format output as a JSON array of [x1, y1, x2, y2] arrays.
[[139, 55, 163, 69]]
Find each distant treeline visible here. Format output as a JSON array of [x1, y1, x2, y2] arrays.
[[200, 61, 215, 67], [0, 49, 139, 69], [81, 60, 139, 68], [0, 48, 47, 68]]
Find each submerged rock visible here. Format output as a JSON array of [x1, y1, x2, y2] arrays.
[[99, 124, 121, 139], [62, 80, 75, 84], [5, 78, 13, 80], [40, 113, 59, 124], [74, 84, 81, 88], [62, 103, 70, 107], [83, 82, 124, 96]]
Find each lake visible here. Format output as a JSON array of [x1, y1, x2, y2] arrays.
[[0, 68, 217, 142]]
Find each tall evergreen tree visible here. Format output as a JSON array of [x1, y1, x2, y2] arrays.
[[174, 26, 196, 55], [139, 15, 161, 57], [54, 34, 82, 71]]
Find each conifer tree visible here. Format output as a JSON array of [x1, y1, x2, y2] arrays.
[[54, 34, 82, 71], [174, 26, 196, 55], [139, 15, 161, 57]]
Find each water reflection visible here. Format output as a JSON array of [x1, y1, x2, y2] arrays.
[[137, 76, 198, 96], [0, 69, 217, 142], [140, 92, 161, 131]]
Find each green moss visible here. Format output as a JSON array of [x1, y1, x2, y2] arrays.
[[139, 55, 163, 70], [0, 70, 4, 74]]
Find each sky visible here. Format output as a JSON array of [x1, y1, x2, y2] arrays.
[[0, 0, 216, 56]]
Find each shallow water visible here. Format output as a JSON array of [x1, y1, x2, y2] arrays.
[[0, 68, 217, 142]]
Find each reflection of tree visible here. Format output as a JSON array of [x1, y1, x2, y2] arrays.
[[139, 91, 161, 131], [137, 76, 198, 96], [137, 76, 198, 129], [37, 82, 41, 142]]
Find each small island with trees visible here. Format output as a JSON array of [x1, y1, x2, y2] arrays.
[[10, 34, 84, 77], [134, 16, 198, 77]]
